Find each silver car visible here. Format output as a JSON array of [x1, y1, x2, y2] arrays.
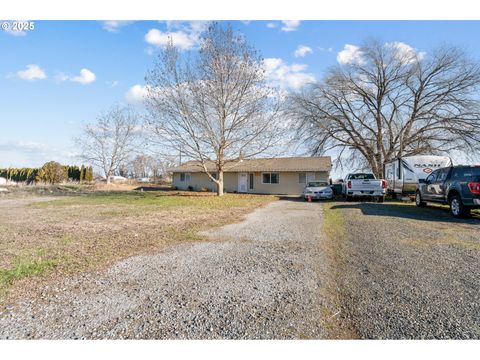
[[303, 181, 334, 201]]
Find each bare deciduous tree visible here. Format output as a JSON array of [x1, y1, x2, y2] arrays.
[[290, 40, 480, 178], [76, 105, 138, 184], [144, 22, 282, 195]]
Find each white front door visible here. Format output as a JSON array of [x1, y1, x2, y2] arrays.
[[238, 173, 248, 193]]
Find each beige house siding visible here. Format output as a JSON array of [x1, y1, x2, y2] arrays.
[[172, 171, 329, 195]]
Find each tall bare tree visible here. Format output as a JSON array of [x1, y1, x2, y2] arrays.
[[76, 105, 138, 184], [290, 40, 480, 178], [144, 22, 282, 195]]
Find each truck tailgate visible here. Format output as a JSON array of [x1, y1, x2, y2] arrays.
[[350, 179, 383, 191]]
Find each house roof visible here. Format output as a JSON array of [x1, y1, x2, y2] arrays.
[[169, 156, 332, 173]]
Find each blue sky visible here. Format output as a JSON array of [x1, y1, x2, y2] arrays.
[[2, 20, 480, 174]]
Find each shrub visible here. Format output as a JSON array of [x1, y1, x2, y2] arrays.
[[36, 161, 68, 184], [187, 185, 194, 191]]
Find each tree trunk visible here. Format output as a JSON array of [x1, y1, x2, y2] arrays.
[[216, 170, 224, 196], [106, 170, 112, 185]]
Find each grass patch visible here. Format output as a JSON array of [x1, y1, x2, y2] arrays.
[[0, 252, 58, 295], [32, 192, 275, 209], [321, 203, 358, 339], [322, 202, 346, 242], [1, 191, 275, 303]]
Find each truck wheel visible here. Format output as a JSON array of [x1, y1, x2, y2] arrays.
[[449, 195, 470, 218], [415, 191, 426, 207]]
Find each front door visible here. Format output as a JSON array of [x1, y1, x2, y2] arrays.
[[238, 173, 248, 193]]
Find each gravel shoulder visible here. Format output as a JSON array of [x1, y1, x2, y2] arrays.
[[0, 199, 334, 339], [326, 201, 480, 339]]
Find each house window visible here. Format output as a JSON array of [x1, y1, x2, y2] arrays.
[[249, 173, 254, 189], [210, 172, 217, 182], [180, 173, 191, 182], [299, 172, 306, 184], [262, 172, 279, 184]]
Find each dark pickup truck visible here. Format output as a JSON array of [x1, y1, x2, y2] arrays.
[[415, 165, 480, 218]]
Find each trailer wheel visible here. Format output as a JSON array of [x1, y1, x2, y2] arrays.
[[377, 196, 384, 203]]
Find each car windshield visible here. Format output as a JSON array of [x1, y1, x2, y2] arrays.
[[348, 173, 375, 180], [307, 181, 328, 187]]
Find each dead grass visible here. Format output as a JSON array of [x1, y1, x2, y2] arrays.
[[0, 190, 276, 302]]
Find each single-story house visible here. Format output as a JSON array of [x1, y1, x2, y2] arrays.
[[169, 156, 332, 195]]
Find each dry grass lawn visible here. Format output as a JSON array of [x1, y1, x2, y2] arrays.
[[0, 189, 276, 302]]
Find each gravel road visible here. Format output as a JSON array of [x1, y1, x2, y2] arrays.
[[331, 201, 480, 339], [0, 199, 333, 339]]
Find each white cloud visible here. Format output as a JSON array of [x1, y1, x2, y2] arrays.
[[263, 58, 315, 90], [70, 68, 96, 85], [101, 21, 134, 33], [145, 29, 196, 50], [16, 64, 47, 81], [386, 41, 426, 63], [55, 72, 69, 82], [294, 45, 313, 58], [337, 44, 366, 65], [266, 22, 277, 28], [5, 29, 27, 37], [56, 68, 96, 85], [281, 20, 301, 32], [145, 21, 208, 51], [126, 84, 150, 104], [319, 47, 334, 53]]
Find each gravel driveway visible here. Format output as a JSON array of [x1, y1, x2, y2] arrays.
[[0, 199, 333, 339], [330, 201, 480, 339]]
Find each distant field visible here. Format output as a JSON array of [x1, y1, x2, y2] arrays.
[[0, 189, 276, 302]]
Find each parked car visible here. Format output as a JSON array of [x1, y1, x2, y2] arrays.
[[342, 173, 387, 202], [303, 181, 334, 201], [415, 165, 480, 218]]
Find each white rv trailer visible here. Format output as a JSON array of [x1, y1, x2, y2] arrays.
[[384, 155, 452, 196]]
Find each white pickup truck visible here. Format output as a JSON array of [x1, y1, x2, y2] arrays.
[[342, 173, 388, 202]]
